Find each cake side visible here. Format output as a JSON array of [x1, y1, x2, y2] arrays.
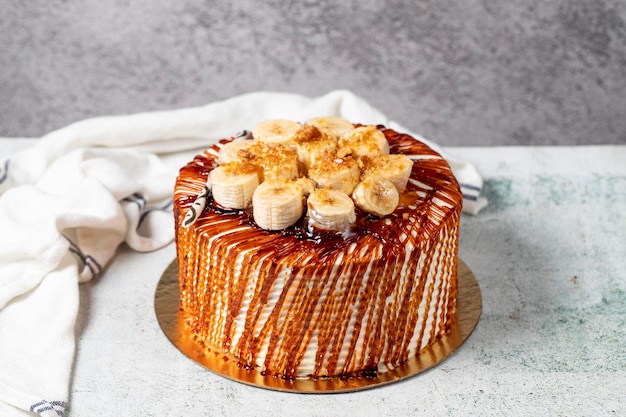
[[174, 121, 462, 379]]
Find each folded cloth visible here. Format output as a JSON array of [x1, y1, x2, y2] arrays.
[[0, 90, 486, 416]]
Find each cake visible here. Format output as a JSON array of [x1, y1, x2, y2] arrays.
[[173, 117, 462, 380]]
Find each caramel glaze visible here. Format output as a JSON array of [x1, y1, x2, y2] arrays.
[[174, 126, 462, 380]]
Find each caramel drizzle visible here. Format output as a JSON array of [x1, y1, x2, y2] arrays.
[[174, 128, 463, 378]]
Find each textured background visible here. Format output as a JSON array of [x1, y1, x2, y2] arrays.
[[1, 0, 626, 146]]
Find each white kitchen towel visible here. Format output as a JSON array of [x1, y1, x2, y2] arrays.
[[0, 90, 486, 416]]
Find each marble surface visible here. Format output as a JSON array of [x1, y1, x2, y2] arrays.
[[2, 1, 626, 146], [35, 144, 622, 416]]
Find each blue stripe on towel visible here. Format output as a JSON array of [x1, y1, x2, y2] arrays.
[[136, 198, 174, 229], [459, 183, 482, 202], [460, 182, 482, 192], [30, 399, 67, 416], [66, 238, 102, 277], [122, 192, 147, 209], [0, 159, 9, 184]]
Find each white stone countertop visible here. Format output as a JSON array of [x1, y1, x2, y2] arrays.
[[2, 141, 625, 416]]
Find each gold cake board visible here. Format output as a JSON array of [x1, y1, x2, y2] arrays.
[[154, 258, 481, 393]]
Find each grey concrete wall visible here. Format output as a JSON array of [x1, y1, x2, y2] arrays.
[[1, 0, 625, 146]]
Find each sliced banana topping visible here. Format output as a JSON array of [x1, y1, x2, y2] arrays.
[[306, 116, 355, 140], [295, 177, 316, 196], [252, 180, 304, 230], [292, 124, 337, 171], [252, 119, 302, 143], [220, 140, 299, 181], [339, 125, 390, 158], [210, 162, 260, 209], [218, 139, 264, 164], [186, 119, 412, 231], [352, 176, 400, 217], [361, 154, 414, 193], [258, 143, 300, 181], [307, 188, 356, 231], [308, 156, 361, 195]]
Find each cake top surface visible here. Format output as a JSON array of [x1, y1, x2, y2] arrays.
[[174, 117, 462, 262]]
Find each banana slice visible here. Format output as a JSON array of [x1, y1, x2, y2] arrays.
[[259, 143, 300, 181], [218, 139, 264, 164], [295, 177, 316, 196], [252, 180, 304, 230], [297, 142, 337, 173], [292, 124, 338, 171], [362, 154, 414, 193], [308, 156, 361, 195], [252, 119, 302, 144], [306, 116, 355, 140], [210, 162, 260, 209], [307, 188, 356, 231], [352, 176, 399, 217], [339, 125, 390, 158]]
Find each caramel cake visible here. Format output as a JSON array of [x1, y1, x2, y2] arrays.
[[173, 117, 462, 380]]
